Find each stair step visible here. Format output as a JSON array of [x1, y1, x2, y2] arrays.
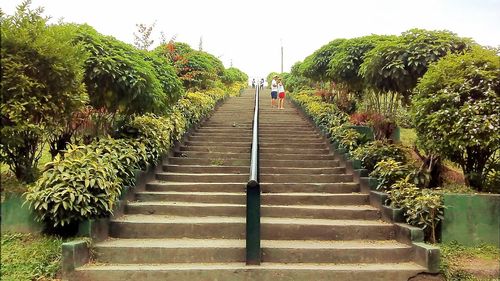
[[179, 146, 250, 153], [167, 157, 250, 166], [156, 172, 248, 183], [145, 181, 359, 193], [174, 151, 250, 159], [163, 164, 248, 173], [260, 159, 340, 168], [93, 239, 411, 264], [260, 173, 353, 183], [261, 193, 368, 205], [126, 201, 379, 219], [71, 262, 425, 281], [260, 153, 335, 160], [135, 191, 245, 203], [109, 215, 394, 240]]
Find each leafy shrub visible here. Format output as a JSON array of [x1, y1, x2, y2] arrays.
[[395, 106, 414, 128], [26, 143, 123, 226], [386, 178, 444, 243], [122, 115, 174, 166], [352, 140, 408, 171], [386, 179, 420, 208], [403, 188, 444, 244], [349, 112, 370, 126], [330, 126, 366, 152], [1, 3, 88, 183], [413, 46, 500, 190], [291, 91, 349, 132], [370, 159, 409, 190]]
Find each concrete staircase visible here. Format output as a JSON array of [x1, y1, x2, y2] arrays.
[[69, 89, 427, 281]]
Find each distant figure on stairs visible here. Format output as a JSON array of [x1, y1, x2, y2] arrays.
[[260, 78, 264, 90], [278, 78, 285, 109], [251, 78, 256, 88], [271, 75, 278, 108]]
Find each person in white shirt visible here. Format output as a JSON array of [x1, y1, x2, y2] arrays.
[[278, 78, 285, 109], [270, 75, 278, 108]]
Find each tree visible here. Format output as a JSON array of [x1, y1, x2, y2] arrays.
[[301, 39, 346, 83], [222, 67, 248, 85], [360, 29, 473, 104], [413, 46, 500, 190], [133, 22, 155, 50], [327, 35, 393, 95], [0, 1, 88, 182], [154, 42, 224, 90], [76, 25, 175, 115]]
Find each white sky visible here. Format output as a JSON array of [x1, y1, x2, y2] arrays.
[[2, 0, 500, 80]]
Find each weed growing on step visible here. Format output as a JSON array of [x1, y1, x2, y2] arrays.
[[210, 159, 225, 166]]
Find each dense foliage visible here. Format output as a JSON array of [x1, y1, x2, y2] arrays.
[[360, 29, 472, 101], [25, 84, 244, 227], [0, 3, 88, 182], [413, 47, 500, 190]]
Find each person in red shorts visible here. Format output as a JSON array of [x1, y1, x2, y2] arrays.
[[277, 78, 285, 109]]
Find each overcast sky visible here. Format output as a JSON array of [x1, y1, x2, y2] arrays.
[[2, 0, 500, 80]]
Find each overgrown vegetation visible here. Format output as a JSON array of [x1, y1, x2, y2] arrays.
[[0, 232, 65, 281], [1, 1, 247, 229], [440, 242, 500, 280]]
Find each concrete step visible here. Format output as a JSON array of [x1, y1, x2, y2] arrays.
[[184, 141, 251, 148], [126, 201, 379, 220], [188, 135, 251, 142], [71, 262, 426, 281], [145, 181, 359, 193], [260, 173, 353, 183], [184, 140, 326, 149], [163, 164, 248, 174], [260, 147, 330, 155], [93, 239, 411, 264], [167, 157, 250, 166], [260, 153, 334, 160], [135, 191, 245, 203], [260, 159, 340, 168], [174, 151, 250, 159], [259, 167, 345, 175], [109, 215, 394, 240], [260, 182, 360, 193], [261, 193, 369, 205], [156, 172, 248, 183], [179, 145, 250, 153]]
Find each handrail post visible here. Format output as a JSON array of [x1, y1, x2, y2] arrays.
[[246, 85, 261, 265]]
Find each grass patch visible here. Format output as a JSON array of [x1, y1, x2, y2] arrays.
[[1, 146, 52, 199], [1, 232, 64, 281], [400, 128, 417, 148], [440, 241, 500, 280]]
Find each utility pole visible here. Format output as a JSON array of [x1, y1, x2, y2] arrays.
[[280, 38, 283, 73]]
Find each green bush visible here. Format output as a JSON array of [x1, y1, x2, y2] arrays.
[[386, 179, 444, 243], [122, 115, 173, 166], [370, 159, 409, 190], [352, 140, 408, 171], [26, 142, 123, 226], [404, 188, 444, 243], [291, 91, 349, 132], [0, 3, 88, 183], [413, 46, 500, 190]]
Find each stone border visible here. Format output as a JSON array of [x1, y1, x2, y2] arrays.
[[289, 97, 440, 273]]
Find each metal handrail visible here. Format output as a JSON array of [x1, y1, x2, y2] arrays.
[[246, 85, 261, 265]]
